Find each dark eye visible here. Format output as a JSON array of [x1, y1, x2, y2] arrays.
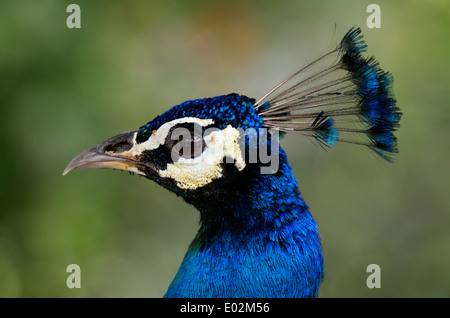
[[166, 123, 205, 160]]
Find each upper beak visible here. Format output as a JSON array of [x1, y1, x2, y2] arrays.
[[63, 131, 150, 176]]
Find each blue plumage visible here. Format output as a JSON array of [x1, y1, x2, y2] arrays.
[[137, 94, 261, 143], [339, 28, 401, 161], [165, 148, 323, 297], [63, 27, 400, 298]]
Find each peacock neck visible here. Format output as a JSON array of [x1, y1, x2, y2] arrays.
[[184, 148, 306, 239], [165, 148, 324, 297]]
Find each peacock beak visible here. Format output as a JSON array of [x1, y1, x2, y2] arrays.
[[63, 131, 152, 176]]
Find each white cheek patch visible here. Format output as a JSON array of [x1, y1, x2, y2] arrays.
[[158, 125, 246, 190]]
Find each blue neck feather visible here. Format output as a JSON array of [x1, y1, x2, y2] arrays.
[[164, 148, 324, 298]]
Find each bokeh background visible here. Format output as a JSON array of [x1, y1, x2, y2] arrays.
[[1, 0, 449, 297]]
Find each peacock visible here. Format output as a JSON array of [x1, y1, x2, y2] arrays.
[[63, 27, 401, 298]]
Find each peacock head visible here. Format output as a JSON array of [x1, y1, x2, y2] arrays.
[[64, 27, 402, 205], [63, 94, 280, 199]]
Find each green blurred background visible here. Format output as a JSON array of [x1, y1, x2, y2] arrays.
[[0, 0, 449, 297]]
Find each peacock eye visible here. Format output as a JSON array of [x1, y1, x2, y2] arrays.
[[190, 133, 202, 143], [165, 123, 205, 160]]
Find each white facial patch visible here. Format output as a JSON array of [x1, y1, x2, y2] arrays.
[[159, 125, 246, 190], [115, 117, 246, 190]]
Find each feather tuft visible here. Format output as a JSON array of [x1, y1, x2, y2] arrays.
[[254, 27, 402, 161]]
